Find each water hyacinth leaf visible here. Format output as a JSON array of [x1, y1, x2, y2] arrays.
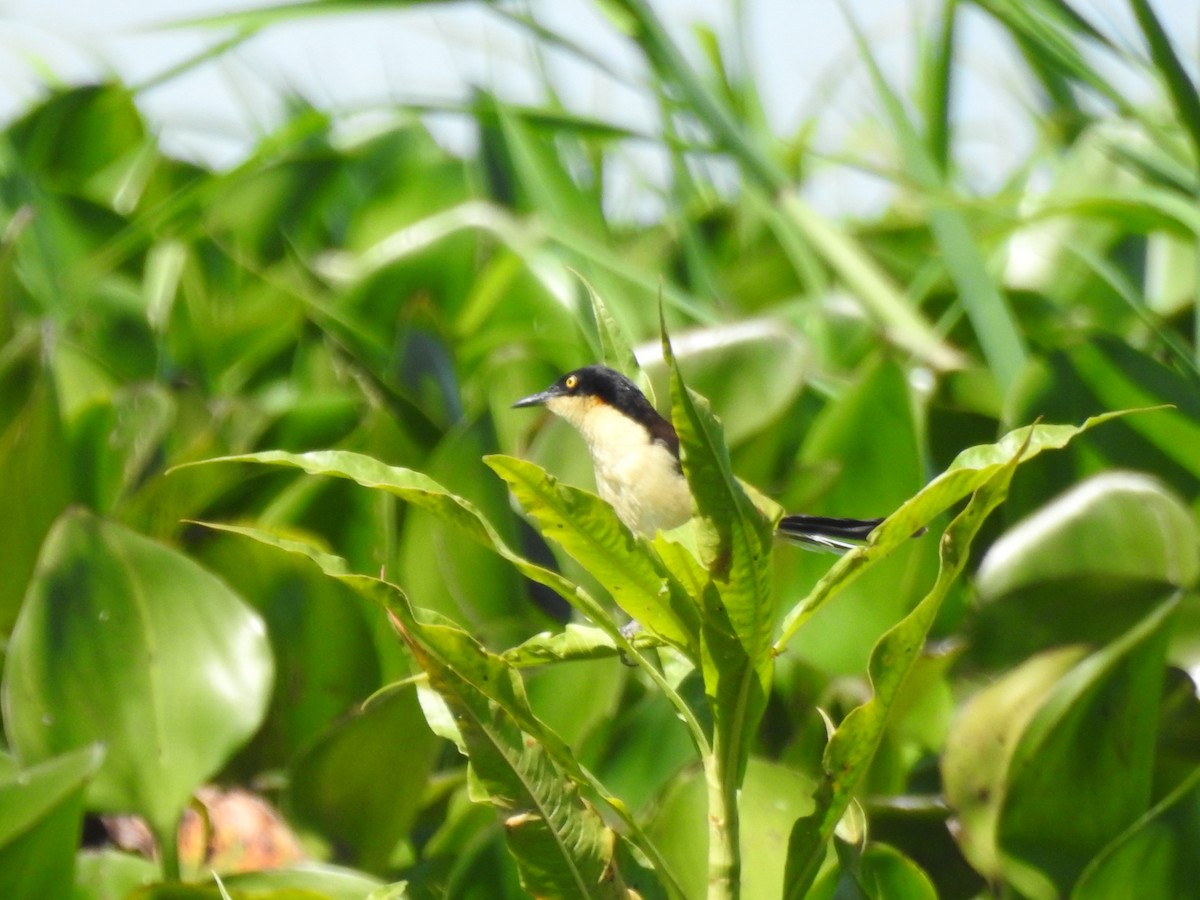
[[969, 473, 1199, 667], [486, 454, 699, 655], [993, 597, 1178, 896], [0, 745, 104, 899], [977, 472, 1199, 598], [0, 359, 73, 633], [942, 646, 1089, 881], [1074, 767, 1200, 898], [3, 510, 273, 839]]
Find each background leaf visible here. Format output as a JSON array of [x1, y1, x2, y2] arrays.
[[3, 510, 273, 842]]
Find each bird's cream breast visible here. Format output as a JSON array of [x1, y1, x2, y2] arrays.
[[547, 396, 692, 536]]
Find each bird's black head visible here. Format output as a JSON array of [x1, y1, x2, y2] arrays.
[[512, 365, 677, 452], [512, 365, 647, 414]]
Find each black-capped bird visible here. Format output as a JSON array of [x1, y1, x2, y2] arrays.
[[512, 364, 890, 552]]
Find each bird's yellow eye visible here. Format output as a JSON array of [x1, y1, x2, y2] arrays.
[[564, 374, 579, 390]]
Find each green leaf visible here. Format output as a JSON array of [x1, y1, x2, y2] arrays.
[[1002, 599, 1176, 896], [784, 426, 1025, 898], [647, 758, 818, 899], [775, 407, 1162, 651], [969, 472, 1199, 667], [1074, 767, 1200, 899], [1128, 0, 1200, 164], [977, 472, 1199, 597], [486, 454, 700, 654], [574, 271, 647, 402], [1006, 338, 1200, 502], [0, 745, 103, 899], [131, 863, 386, 899], [0, 353, 73, 633], [941, 645, 1090, 881], [179, 449, 612, 627], [662, 318, 777, 893], [74, 848, 160, 899], [502, 624, 626, 667], [404, 622, 629, 900], [3, 510, 273, 841], [285, 687, 439, 875], [191, 523, 687, 900]]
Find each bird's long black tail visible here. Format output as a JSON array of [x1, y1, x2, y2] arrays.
[[776, 514, 885, 553]]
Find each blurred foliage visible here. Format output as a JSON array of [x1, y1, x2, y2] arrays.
[[1, 0, 1200, 897]]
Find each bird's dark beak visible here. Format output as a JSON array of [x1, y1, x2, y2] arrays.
[[511, 387, 558, 409]]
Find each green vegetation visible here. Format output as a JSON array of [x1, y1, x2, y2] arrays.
[[2, 1, 1199, 898]]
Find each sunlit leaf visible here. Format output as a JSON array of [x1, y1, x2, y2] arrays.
[[486, 454, 699, 654], [4, 510, 273, 840]]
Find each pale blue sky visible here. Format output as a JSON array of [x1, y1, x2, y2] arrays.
[[2, 1, 1193, 218]]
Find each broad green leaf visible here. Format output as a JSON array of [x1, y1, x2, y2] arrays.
[[486, 454, 700, 654], [831, 841, 939, 900], [194, 535, 384, 774], [1073, 767, 1200, 899], [970, 473, 1199, 667], [285, 687, 439, 875], [942, 646, 1089, 880], [0, 745, 103, 899], [3, 510, 273, 840], [998, 598, 1177, 896], [398, 422, 543, 649], [978, 472, 1199, 596], [784, 426, 1024, 898]]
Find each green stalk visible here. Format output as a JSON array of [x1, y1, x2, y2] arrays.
[[157, 821, 181, 882], [705, 745, 739, 900]]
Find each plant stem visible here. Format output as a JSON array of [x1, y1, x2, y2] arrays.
[[157, 822, 181, 882], [705, 745, 740, 900]]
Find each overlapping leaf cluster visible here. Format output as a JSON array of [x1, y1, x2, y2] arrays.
[[1, 0, 1200, 898]]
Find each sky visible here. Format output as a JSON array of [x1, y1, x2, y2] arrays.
[[2, 0, 1195, 219]]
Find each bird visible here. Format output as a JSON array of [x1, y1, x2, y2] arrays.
[[512, 364, 892, 552]]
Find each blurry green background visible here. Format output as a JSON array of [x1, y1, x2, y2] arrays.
[[1, 0, 1199, 898]]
